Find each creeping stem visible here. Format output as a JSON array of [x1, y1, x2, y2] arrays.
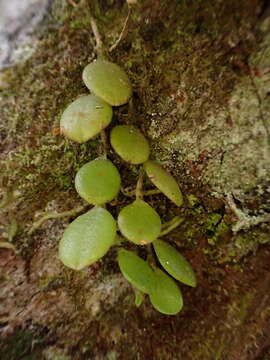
[[109, 5, 131, 52], [28, 204, 88, 235], [100, 130, 108, 158], [135, 167, 144, 200], [160, 216, 184, 237]]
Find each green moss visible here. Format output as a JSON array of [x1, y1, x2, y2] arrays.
[[0, 2, 105, 243], [187, 194, 200, 207], [0, 330, 38, 360]]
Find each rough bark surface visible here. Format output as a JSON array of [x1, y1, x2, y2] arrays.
[[0, 0, 270, 359]]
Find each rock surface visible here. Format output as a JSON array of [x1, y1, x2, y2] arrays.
[[0, 0, 270, 359], [0, 0, 53, 69]]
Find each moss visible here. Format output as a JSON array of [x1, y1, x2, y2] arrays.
[[187, 194, 200, 207], [0, 1, 102, 246], [0, 330, 38, 360]]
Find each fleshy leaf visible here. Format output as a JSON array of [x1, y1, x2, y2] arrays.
[[149, 268, 183, 315], [143, 160, 183, 206], [118, 199, 161, 245], [82, 60, 132, 106], [60, 95, 112, 143], [59, 207, 116, 270], [75, 159, 121, 205], [118, 249, 156, 294], [110, 125, 150, 164], [153, 239, 197, 287]]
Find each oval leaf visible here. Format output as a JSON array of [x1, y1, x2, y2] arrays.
[[110, 125, 150, 164], [118, 249, 156, 294], [59, 207, 116, 270], [150, 268, 183, 315], [60, 95, 112, 143], [153, 239, 197, 287], [75, 159, 121, 205], [118, 199, 161, 245], [82, 60, 132, 106], [143, 160, 183, 206]]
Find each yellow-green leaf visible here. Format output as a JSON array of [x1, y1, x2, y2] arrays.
[[153, 239, 197, 287], [60, 94, 112, 143], [118, 249, 156, 294], [110, 125, 150, 164], [75, 159, 121, 205], [144, 160, 183, 206], [118, 199, 161, 245], [59, 207, 116, 270], [82, 60, 132, 106], [150, 268, 183, 315]]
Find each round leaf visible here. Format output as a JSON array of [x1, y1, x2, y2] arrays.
[[118, 199, 161, 245], [60, 94, 112, 143], [75, 159, 121, 205], [153, 239, 197, 287], [150, 268, 183, 315], [118, 249, 156, 294], [143, 160, 183, 206], [59, 207, 116, 270], [82, 60, 132, 106], [110, 125, 150, 164]]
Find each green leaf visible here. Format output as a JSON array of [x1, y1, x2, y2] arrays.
[[110, 125, 150, 164], [118, 249, 156, 294], [59, 207, 116, 270], [150, 268, 183, 315], [75, 159, 121, 205], [143, 160, 183, 206], [82, 60, 132, 106], [60, 95, 112, 143], [118, 199, 161, 245], [153, 239, 197, 287], [134, 288, 144, 307]]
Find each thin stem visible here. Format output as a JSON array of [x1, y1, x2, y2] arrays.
[[135, 167, 144, 200], [90, 15, 103, 50], [68, 0, 105, 57], [160, 216, 184, 237], [121, 187, 161, 197], [0, 241, 17, 253], [147, 244, 158, 267], [109, 6, 131, 52], [89, 14, 105, 58], [28, 204, 88, 235], [66, 0, 79, 7], [143, 189, 161, 196], [100, 130, 108, 158]]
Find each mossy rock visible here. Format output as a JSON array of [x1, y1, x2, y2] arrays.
[[75, 158, 121, 205], [82, 60, 132, 106], [60, 94, 112, 143], [118, 249, 156, 294], [59, 207, 116, 270], [153, 239, 197, 287], [110, 125, 150, 164], [144, 160, 183, 206], [150, 268, 183, 315], [118, 199, 161, 245]]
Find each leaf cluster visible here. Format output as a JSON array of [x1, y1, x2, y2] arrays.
[[58, 59, 196, 315]]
